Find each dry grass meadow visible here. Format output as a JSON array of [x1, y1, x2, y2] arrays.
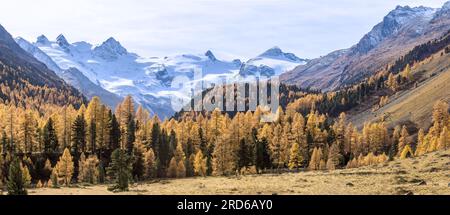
[[27, 149, 450, 195]]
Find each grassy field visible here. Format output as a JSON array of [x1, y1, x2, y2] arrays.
[[27, 149, 450, 195]]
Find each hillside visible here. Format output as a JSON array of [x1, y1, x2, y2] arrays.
[[28, 149, 450, 195], [349, 49, 450, 129], [0, 24, 85, 109]]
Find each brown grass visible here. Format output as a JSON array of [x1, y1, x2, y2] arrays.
[[28, 149, 450, 195]]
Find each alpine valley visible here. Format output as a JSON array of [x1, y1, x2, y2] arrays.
[[0, 1, 449, 196]]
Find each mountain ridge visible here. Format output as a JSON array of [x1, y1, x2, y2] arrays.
[[281, 1, 450, 91]]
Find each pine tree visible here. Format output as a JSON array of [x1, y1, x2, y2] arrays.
[[107, 149, 131, 192], [288, 142, 302, 170], [43, 117, 59, 154], [308, 147, 323, 170], [55, 148, 74, 186], [20, 163, 31, 188], [97, 161, 106, 184], [126, 113, 136, 155], [143, 148, 157, 179], [42, 158, 53, 181], [193, 150, 207, 177], [131, 142, 145, 180], [386, 73, 398, 91], [79, 155, 99, 184], [176, 160, 186, 178], [431, 100, 449, 136], [326, 143, 342, 170], [71, 114, 86, 181], [50, 169, 58, 188], [401, 64, 413, 82], [89, 119, 97, 153], [270, 124, 283, 169], [415, 129, 427, 156], [1, 130, 8, 155], [185, 154, 195, 177], [255, 136, 271, 173], [212, 132, 236, 176], [6, 157, 27, 195], [109, 112, 121, 151], [167, 157, 177, 178], [400, 145, 413, 159], [18, 111, 37, 153], [237, 138, 250, 170], [438, 126, 449, 150], [398, 125, 409, 156]]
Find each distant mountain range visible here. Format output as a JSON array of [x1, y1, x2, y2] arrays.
[[16, 35, 306, 118], [3, 1, 450, 118], [281, 1, 450, 91]]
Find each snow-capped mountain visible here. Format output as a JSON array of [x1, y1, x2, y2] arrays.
[[15, 37, 122, 109], [18, 35, 305, 118], [239, 46, 307, 77], [353, 5, 436, 55]]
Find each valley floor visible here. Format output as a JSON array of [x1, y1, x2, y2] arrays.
[[29, 150, 450, 195]]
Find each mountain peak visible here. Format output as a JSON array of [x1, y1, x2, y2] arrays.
[[353, 4, 435, 55], [259, 46, 303, 62], [36, 35, 50, 44], [205, 50, 217, 61], [259, 46, 283, 57], [104, 37, 121, 46], [93, 37, 127, 60], [56, 34, 70, 47]]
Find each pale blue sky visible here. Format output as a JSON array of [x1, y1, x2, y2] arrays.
[[0, 0, 447, 60]]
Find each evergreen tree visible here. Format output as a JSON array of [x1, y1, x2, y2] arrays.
[[89, 119, 97, 153], [288, 142, 302, 170], [126, 113, 136, 155], [176, 160, 186, 178], [193, 150, 207, 177], [415, 129, 427, 156], [1, 130, 8, 155], [55, 148, 74, 186], [185, 154, 195, 177], [107, 149, 131, 192], [167, 157, 177, 178], [98, 161, 106, 184], [78, 155, 99, 184], [308, 147, 323, 170], [237, 138, 250, 170], [398, 125, 409, 155], [109, 112, 121, 151], [255, 137, 271, 173], [6, 157, 27, 195], [326, 143, 342, 170], [143, 149, 157, 179], [131, 142, 145, 180], [400, 145, 413, 159], [20, 163, 32, 188], [438, 126, 449, 150], [71, 114, 86, 181], [43, 117, 58, 154]]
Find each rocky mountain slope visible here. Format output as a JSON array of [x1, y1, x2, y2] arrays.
[[0, 24, 85, 108], [281, 2, 450, 91]]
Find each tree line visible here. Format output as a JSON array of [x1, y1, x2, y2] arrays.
[[0, 93, 448, 194]]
